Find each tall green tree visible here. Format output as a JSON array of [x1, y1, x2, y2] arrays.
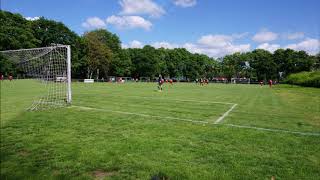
[[30, 18, 79, 47], [313, 53, 320, 70], [110, 49, 132, 76], [86, 29, 130, 77], [83, 31, 112, 79], [167, 48, 189, 79], [0, 11, 39, 50], [30, 17, 83, 77], [274, 49, 315, 78], [222, 54, 238, 80], [87, 29, 121, 53], [293, 50, 315, 73], [155, 48, 169, 77], [128, 45, 162, 78], [249, 49, 276, 81]]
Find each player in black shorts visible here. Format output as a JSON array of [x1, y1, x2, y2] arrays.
[[158, 74, 164, 91]]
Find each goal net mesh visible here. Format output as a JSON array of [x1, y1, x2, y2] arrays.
[[0, 45, 71, 111]]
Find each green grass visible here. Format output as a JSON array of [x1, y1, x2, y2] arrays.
[[1, 80, 320, 179]]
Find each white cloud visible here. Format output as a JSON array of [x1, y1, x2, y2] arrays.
[[141, 34, 250, 57], [182, 43, 203, 54], [173, 0, 197, 7], [285, 38, 320, 55], [152, 41, 179, 49], [119, 0, 165, 17], [225, 44, 251, 54], [182, 43, 251, 58], [106, 15, 152, 30], [122, 40, 144, 48], [197, 35, 233, 48], [121, 44, 128, 49], [184, 34, 251, 57], [197, 44, 250, 58], [82, 17, 106, 29], [252, 30, 278, 42], [122, 33, 252, 58], [285, 32, 305, 40], [197, 33, 248, 48], [124, 41, 178, 49], [25, 16, 40, 21], [257, 43, 281, 52]]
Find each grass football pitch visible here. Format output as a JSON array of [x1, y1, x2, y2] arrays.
[[1, 80, 320, 179]]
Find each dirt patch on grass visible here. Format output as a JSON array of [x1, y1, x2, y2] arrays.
[[92, 170, 118, 179], [18, 150, 30, 157], [52, 170, 60, 176]]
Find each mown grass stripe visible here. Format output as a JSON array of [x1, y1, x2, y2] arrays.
[[225, 124, 320, 136], [71, 105, 208, 124]]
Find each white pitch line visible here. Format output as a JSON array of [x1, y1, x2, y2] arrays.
[[214, 103, 238, 124], [70, 105, 320, 137]]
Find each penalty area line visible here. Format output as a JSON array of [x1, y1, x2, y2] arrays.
[[214, 103, 238, 124], [70, 105, 320, 137]]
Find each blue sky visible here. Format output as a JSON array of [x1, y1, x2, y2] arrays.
[[2, 0, 320, 57]]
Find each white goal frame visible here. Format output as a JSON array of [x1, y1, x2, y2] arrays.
[[66, 45, 72, 104], [0, 45, 72, 110]]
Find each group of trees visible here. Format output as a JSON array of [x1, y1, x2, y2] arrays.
[[221, 49, 319, 81], [127, 47, 219, 80], [1, 11, 319, 82]]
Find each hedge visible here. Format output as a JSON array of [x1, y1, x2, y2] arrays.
[[285, 71, 320, 88]]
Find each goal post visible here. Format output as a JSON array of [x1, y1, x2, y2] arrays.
[[67, 45, 72, 104], [0, 45, 72, 110]]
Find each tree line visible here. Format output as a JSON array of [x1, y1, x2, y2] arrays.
[[1, 11, 319, 82]]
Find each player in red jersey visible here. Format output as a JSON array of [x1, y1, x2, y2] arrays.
[[268, 79, 273, 88], [259, 80, 263, 86], [199, 78, 204, 86]]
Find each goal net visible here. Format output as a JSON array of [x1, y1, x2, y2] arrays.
[[0, 45, 72, 110]]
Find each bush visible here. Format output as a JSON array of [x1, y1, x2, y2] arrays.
[[285, 71, 320, 88]]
